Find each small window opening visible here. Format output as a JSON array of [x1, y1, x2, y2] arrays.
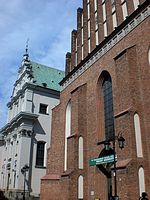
[[36, 141, 45, 167], [39, 104, 48, 114]]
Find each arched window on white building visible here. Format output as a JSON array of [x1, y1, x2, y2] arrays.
[[134, 113, 143, 157], [64, 101, 71, 171], [78, 175, 83, 199], [138, 167, 145, 196], [78, 137, 84, 169]]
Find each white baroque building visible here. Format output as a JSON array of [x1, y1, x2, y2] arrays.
[[0, 51, 64, 199]]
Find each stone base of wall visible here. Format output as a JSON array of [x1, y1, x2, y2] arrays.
[[3, 190, 39, 200], [40, 173, 70, 200]]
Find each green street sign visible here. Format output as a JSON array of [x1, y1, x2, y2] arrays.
[[89, 155, 117, 166]]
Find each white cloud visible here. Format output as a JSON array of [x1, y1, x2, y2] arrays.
[[0, 0, 82, 127]]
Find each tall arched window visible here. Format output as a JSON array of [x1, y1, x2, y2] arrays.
[[134, 113, 143, 157], [78, 175, 83, 199], [102, 73, 115, 140], [78, 137, 84, 169], [64, 101, 71, 171], [138, 167, 145, 196]]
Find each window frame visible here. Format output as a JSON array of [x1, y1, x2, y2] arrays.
[[39, 103, 48, 115], [102, 74, 115, 140], [35, 141, 46, 168]]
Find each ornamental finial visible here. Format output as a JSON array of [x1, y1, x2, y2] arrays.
[[25, 38, 29, 54]]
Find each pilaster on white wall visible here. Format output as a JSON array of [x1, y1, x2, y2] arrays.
[[134, 113, 143, 158], [24, 90, 33, 113], [21, 96, 25, 112], [13, 104, 16, 118], [12, 105, 15, 119], [18, 96, 22, 114], [16, 135, 31, 190], [7, 108, 11, 123], [8, 142, 11, 160], [138, 167, 145, 196]]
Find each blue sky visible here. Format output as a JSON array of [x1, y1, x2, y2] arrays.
[[0, 0, 82, 128]]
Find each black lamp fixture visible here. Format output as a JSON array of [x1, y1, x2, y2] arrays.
[[117, 135, 125, 150]]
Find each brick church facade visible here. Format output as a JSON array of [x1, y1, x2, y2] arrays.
[[40, 0, 150, 199]]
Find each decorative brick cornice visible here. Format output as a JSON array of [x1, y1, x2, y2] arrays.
[[61, 169, 74, 177], [60, 1, 150, 91], [41, 174, 60, 180]]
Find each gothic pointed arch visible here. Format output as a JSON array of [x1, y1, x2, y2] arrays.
[[78, 136, 84, 169], [134, 113, 143, 157], [138, 166, 145, 196], [78, 175, 83, 199], [64, 100, 71, 171], [97, 71, 115, 140]]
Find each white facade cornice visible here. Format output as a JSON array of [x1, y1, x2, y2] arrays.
[[0, 112, 39, 135], [8, 82, 60, 108]]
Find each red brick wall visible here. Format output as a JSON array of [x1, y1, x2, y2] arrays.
[[40, 1, 150, 200], [65, 0, 148, 74]]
